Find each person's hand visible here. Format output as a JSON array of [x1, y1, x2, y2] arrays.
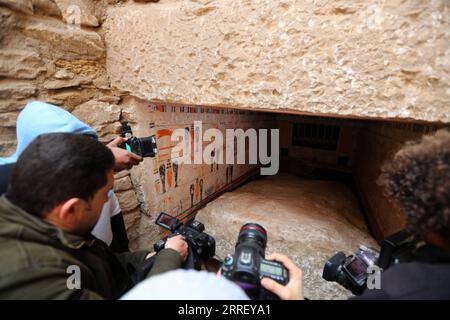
[[164, 235, 188, 262], [260, 253, 304, 300], [106, 137, 143, 171]]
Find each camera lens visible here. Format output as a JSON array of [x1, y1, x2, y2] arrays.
[[237, 223, 267, 257]]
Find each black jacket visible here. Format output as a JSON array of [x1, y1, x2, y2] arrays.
[[0, 163, 13, 195], [353, 244, 450, 300], [0, 163, 129, 252], [0, 195, 181, 299]]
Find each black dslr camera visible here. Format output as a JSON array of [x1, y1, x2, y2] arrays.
[[221, 223, 289, 300], [153, 212, 216, 270], [120, 121, 157, 158], [322, 230, 416, 295]]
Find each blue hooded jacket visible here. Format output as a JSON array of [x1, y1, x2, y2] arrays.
[[0, 101, 97, 165]]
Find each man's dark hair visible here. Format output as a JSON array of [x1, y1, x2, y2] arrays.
[[6, 133, 115, 217], [378, 129, 450, 238]]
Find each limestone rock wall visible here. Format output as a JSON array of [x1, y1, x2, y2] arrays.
[[0, 0, 113, 156], [104, 0, 450, 122], [0, 0, 145, 248]]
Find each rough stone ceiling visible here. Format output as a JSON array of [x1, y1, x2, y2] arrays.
[[104, 0, 450, 123]]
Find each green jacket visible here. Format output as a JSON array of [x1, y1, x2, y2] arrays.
[[0, 196, 182, 299]]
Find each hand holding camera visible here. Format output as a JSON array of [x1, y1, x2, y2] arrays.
[[153, 213, 216, 270], [220, 223, 303, 300], [107, 136, 143, 171], [120, 122, 158, 158], [260, 253, 304, 300], [165, 234, 189, 262], [322, 229, 416, 295]]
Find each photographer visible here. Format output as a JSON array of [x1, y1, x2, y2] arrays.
[[218, 222, 305, 300], [259, 253, 303, 300], [351, 129, 450, 299], [0, 101, 143, 252], [283, 129, 450, 300], [0, 133, 187, 299], [122, 255, 304, 300]]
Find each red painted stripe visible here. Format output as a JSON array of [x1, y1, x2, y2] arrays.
[[241, 224, 266, 235], [157, 129, 173, 138]]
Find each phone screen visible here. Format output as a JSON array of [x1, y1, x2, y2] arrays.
[[157, 213, 176, 230]]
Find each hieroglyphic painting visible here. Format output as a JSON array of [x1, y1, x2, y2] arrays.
[[149, 104, 271, 216]]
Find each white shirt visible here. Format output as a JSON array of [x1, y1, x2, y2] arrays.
[[120, 270, 249, 300], [91, 191, 121, 245]]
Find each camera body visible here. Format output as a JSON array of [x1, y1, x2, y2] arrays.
[[153, 212, 215, 270], [220, 223, 289, 300], [322, 230, 416, 295], [120, 122, 157, 158], [323, 246, 379, 295]]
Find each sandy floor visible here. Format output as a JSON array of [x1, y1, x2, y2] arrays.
[[196, 173, 378, 300]]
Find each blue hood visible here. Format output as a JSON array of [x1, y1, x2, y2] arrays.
[[0, 101, 97, 165]]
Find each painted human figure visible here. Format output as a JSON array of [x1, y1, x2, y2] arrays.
[[199, 179, 203, 202], [184, 127, 190, 160], [190, 184, 195, 208], [159, 164, 166, 193], [173, 160, 179, 187], [210, 149, 215, 172], [216, 148, 220, 171]]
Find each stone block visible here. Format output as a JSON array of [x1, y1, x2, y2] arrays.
[[195, 173, 378, 300], [0, 0, 33, 15], [116, 189, 140, 212], [114, 175, 133, 192], [104, 1, 450, 122], [0, 50, 45, 80], [0, 80, 36, 99]]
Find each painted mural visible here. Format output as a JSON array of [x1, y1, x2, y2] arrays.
[[140, 103, 273, 220]]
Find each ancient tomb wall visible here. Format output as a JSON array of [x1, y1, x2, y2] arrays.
[[275, 114, 448, 242], [119, 97, 275, 249], [276, 114, 360, 175], [353, 121, 446, 241]]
